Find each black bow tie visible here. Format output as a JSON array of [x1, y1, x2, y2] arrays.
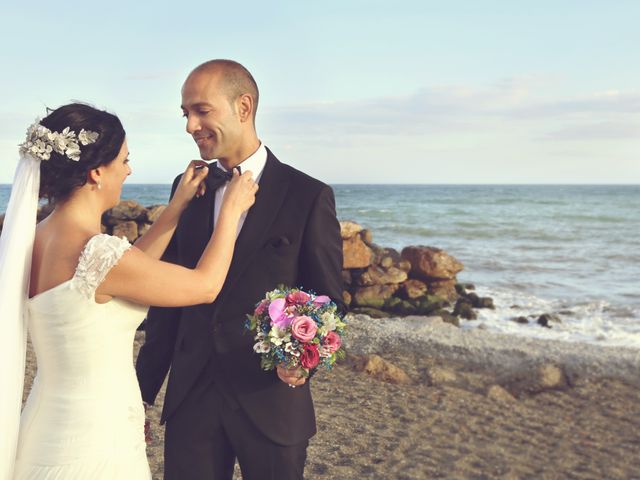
[[206, 164, 241, 191]]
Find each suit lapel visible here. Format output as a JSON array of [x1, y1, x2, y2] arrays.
[[219, 152, 290, 296]]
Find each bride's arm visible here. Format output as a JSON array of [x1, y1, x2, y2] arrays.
[[133, 160, 208, 260], [98, 171, 258, 307]]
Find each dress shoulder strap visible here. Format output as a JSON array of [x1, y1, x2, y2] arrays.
[[70, 234, 131, 300]]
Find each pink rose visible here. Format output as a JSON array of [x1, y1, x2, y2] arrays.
[[322, 331, 341, 353], [286, 291, 311, 305], [313, 295, 331, 306], [269, 298, 293, 328], [290, 316, 318, 343], [300, 344, 320, 369]]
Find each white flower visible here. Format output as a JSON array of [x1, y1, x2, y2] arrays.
[[78, 129, 99, 145], [253, 341, 271, 353], [320, 312, 337, 331], [18, 118, 99, 162], [268, 326, 291, 346]]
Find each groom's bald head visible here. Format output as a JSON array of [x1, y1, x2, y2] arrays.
[[187, 60, 259, 122]]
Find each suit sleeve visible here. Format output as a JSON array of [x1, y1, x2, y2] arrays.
[[298, 185, 345, 313], [135, 175, 182, 405]]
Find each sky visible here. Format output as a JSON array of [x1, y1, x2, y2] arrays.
[[1, 0, 639, 184]]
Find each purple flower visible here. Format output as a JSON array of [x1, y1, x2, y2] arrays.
[[269, 298, 294, 328]]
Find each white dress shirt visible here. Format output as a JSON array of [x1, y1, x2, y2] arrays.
[[213, 142, 267, 236]]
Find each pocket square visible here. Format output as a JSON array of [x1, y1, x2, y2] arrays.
[[266, 236, 291, 248]]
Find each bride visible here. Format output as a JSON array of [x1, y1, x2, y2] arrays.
[[0, 102, 258, 479]]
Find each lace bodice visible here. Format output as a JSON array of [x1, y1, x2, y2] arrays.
[[70, 234, 131, 300]]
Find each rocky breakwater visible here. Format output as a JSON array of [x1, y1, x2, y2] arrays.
[[340, 220, 494, 326]]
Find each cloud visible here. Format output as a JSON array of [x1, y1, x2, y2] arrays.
[[261, 80, 640, 143]]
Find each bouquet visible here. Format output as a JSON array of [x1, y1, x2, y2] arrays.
[[246, 286, 346, 376]]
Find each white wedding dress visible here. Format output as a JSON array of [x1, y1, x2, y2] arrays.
[[14, 234, 152, 479]]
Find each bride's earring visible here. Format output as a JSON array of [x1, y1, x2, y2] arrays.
[[97, 182, 102, 190]]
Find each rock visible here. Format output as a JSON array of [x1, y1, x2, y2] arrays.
[[361, 229, 373, 245], [427, 366, 457, 385], [342, 236, 373, 269], [487, 385, 517, 402], [428, 279, 458, 301], [342, 290, 352, 307], [434, 310, 460, 327], [455, 283, 467, 295], [537, 313, 561, 328], [399, 279, 428, 300], [341, 270, 353, 286], [112, 221, 138, 242], [383, 297, 402, 311], [352, 284, 399, 309], [145, 204, 166, 223], [401, 246, 464, 281], [390, 300, 417, 316], [138, 223, 151, 237], [357, 265, 408, 286], [414, 295, 449, 316], [453, 298, 477, 320], [353, 354, 412, 385], [512, 316, 529, 324], [506, 363, 568, 394], [478, 297, 495, 309], [397, 260, 412, 273], [536, 364, 567, 390], [466, 292, 481, 306], [105, 200, 146, 226], [37, 203, 55, 222], [349, 307, 388, 318], [339, 221, 363, 239]]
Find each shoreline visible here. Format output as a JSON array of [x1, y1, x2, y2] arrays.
[[345, 314, 640, 385]]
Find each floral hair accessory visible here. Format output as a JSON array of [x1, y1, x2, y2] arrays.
[[18, 120, 99, 162]]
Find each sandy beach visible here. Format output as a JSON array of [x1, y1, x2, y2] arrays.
[[23, 314, 640, 479]]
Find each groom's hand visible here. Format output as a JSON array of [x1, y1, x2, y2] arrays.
[[276, 366, 307, 388]]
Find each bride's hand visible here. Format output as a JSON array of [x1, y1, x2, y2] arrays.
[[220, 170, 259, 216], [171, 160, 210, 209]]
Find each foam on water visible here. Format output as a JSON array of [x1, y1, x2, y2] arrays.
[[464, 286, 640, 348]]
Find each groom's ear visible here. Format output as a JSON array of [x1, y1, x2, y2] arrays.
[[236, 93, 254, 124]]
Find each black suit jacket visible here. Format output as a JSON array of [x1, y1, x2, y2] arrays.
[[135, 148, 343, 446]]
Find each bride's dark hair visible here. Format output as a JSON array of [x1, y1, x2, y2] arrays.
[[38, 103, 126, 202]]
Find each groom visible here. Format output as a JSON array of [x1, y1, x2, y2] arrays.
[[135, 59, 344, 479]]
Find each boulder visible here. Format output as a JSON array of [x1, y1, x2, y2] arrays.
[[343, 236, 373, 269], [105, 200, 146, 226], [478, 297, 495, 309], [37, 204, 55, 222], [512, 316, 529, 324], [349, 307, 388, 318], [453, 298, 477, 320], [414, 295, 449, 316], [428, 279, 458, 301], [427, 366, 458, 385], [138, 223, 151, 237], [537, 313, 561, 328], [339, 221, 363, 239], [357, 265, 407, 286], [353, 354, 412, 385], [397, 260, 412, 273], [399, 279, 428, 300], [341, 270, 353, 286], [112, 221, 138, 242], [536, 364, 568, 391], [434, 309, 460, 327], [342, 290, 352, 307], [361, 229, 373, 245], [487, 385, 517, 402], [401, 246, 464, 281], [352, 284, 399, 309], [145, 204, 166, 223]]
